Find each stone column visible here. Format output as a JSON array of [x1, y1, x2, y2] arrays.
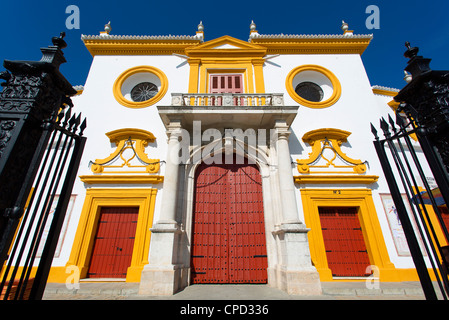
[[139, 119, 186, 295], [272, 119, 322, 295], [274, 120, 301, 224]]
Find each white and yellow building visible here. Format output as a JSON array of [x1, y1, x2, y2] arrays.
[[43, 21, 447, 295]]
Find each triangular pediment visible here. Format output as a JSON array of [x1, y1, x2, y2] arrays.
[[185, 35, 267, 57]]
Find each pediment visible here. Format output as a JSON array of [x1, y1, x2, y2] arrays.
[[185, 35, 267, 57]]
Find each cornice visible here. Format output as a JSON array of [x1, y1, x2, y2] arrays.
[[250, 34, 373, 55], [81, 35, 202, 56]]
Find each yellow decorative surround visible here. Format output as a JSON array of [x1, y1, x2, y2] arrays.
[[88, 128, 160, 174], [184, 36, 267, 95], [286, 65, 341, 109], [65, 188, 158, 283], [301, 189, 401, 281], [295, 128, 378, 185], [113, 65, 168, 108]]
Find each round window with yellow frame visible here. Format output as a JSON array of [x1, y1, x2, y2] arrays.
[[286, 65, 341, 109], [113, 66, 168, 108]]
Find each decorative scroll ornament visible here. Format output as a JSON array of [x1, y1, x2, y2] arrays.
[[296, 128, 367, 174], [90, 128, 160, 174]]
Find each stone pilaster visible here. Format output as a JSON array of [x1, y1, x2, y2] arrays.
[[272, 119, 321, 295], [139, 119, 187, 295]]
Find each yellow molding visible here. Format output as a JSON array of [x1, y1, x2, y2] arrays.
[[300, 188, 398, 281], [297, 128, 367, 174], [251, 37, 372, 55], [82, 39, 202, 56], [185, 35, 267, 58], [106, 128, 156, 143], [186, 36, 267, 95], [113, 65, 168, 109], [302, 128, 351, 144], [294, 175, 378, 184], [80, 175, 164, 184], [66, 188, 158, 282], [286, 65, 341, 109], [372, 88, 398, 97], [90, 128, 160, 174]]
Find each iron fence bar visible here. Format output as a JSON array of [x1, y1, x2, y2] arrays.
[[415, 131, 449, 224], [30, 126, 86, 300], [397, 114, 449, 287], [9, 125, 67, 300], [386, 117, 448, 298], [382, 121, 444, 297], [17, 123, 75, 299], [372, 123, 438, 300], [0, 118, 58, 300], [0, 117, 54, 267]]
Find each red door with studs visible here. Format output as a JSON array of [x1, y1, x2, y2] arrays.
[[87, 207, 138, 278], [191, 159, 268, 283], [319, 207, 372, 277]]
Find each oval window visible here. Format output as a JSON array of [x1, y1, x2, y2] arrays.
[[131, 82, 159, 102], [295, 82, 324, 102]]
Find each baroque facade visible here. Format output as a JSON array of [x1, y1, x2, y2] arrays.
[[43, 21, 446, 295]]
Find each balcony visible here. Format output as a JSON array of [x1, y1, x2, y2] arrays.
[[171, 93, 284, 107], [159, 93, 296, 132]]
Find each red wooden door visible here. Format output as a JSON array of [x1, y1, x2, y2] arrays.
[[88, 207, 138, 278], [319, 207, 372, 277], [191, 159, 267, 283]]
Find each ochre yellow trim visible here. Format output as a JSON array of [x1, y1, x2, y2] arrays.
[[251, 36, 372, 55], [286, 65, 341, 108], [373, 88, 398, 97], [185, 35, 267, 58], [80, 175, 164, 184], [188, 59, 201, 94], [82, 38, 202, 56], [66, 188, 157, 282], [301, 188, 398, 281], [294, 175, 378, 184], [253, 58, 265, 93], [296, 128, 367, 174], [90, 128, 160, 174], [113, 65, 168, 108], [185, 36, 266, 95]]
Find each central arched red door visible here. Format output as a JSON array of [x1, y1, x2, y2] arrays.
[[191, 159, 268, 283]]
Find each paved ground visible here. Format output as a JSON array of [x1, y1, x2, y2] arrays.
[[42, 281, 430, 300]]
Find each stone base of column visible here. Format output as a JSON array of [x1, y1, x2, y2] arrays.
[[272, 222, 322, 295], [276, 267, 322, 295], [138, 265, 188, 296], [138, 221, 187, 296]]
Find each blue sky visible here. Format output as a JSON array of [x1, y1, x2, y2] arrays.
[[1, 0, 448, 90]]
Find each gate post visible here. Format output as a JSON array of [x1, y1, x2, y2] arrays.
[[394, 42, 449, 207], [0, 33, 77, 266]]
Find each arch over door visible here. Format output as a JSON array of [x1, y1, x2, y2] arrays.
[[191, 159, 267, 283]]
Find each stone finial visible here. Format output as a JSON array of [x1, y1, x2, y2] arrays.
[[249, 20, 259, 39], [104, 21, 111, 34], [196, 21, 204, 41], [341, 20, 353, 36], [100, 21, 111, 37], [197, 21, 204, 32], [250, 20, 257, 31]]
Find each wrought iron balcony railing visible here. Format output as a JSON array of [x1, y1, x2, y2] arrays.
[[171, 93, 284, 107]]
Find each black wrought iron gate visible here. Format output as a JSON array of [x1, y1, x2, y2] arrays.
[[371, 43, 449, 300], [0, 34, 86, 300]]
